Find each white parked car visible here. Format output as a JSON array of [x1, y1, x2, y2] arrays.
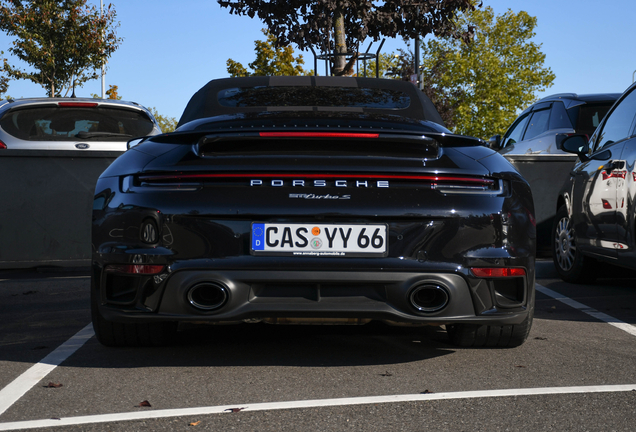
[[0, 98, 161, 151]]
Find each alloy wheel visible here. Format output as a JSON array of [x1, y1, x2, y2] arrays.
[[554, 216, 576, 272]]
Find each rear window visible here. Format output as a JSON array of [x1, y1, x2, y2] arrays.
[[569, 103, 613, 137], [217, 86, 411, 109], [0, 105, 155, 141]]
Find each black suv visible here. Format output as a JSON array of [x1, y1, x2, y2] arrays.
[[554, 83, 636, 282]]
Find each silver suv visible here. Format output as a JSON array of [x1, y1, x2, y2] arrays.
[[0, 98, 161, 150], [490, 93, 619, 156]]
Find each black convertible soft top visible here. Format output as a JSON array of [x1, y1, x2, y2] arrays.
[[177, 76, 444, 128]]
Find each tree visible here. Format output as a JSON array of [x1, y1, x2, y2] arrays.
[[91, 84, 121, 100], [419, 7, 555, 138], [105, 84, 120, 100], [150, 107, 177, 134], [0, 52, 9, 97], [360, 52, 401, 79], [227, 29, 309, 77], [0, 0, 122, 97], [217, 0, 476, 75]]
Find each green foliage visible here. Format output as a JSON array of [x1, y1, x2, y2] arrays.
[[149, 107, 177, 134], [360, 52, 402, 79], [91, 84, 122, 100], [420, 7, 555, 139], [227, 29, 308, 77], [218, 0, 475, 53], [0, 0, 122, 97], [105, 84, 121, 100], [0, 52, 9, 97]]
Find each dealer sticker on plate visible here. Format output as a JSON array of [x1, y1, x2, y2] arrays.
[[251, 223, 387, 257]]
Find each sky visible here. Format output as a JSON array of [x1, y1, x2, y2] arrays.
[[0, 0, 634, 122]]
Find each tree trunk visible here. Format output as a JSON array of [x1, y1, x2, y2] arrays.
[[332, 9, 346, 75]]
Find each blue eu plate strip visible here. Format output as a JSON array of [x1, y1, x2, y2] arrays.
[[252, 223, 265, 250]]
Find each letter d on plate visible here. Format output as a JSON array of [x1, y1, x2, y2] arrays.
[[252, 223, 265, 250]]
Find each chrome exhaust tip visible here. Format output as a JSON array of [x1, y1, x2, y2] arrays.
[[409, 284, 449, 313], [187, 282, 229, 311]]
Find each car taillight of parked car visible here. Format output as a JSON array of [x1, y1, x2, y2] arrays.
[[57, 102, 99, 108], [0, 139, 6, 149]]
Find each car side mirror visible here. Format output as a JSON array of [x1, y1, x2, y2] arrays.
[[558, 134, 590, 160], [489, 135, 502, 150]]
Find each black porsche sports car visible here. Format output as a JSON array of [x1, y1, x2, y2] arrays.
[[91, 76, 536, 348]]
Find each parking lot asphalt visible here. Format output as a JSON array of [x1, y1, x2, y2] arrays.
[[0, 259, 635, 431]]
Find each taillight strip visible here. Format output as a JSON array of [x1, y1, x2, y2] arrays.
[[57, 102, 99, 108], [138, 172, 495, 184], [259, 132, 380, 138]]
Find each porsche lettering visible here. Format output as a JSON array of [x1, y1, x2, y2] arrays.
[[250, 179, 389, 188]]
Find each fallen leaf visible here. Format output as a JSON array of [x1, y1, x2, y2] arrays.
[[136, 400, 152, 407], [189, 421, 201, 426], [515, 365, 527, 368], [224, 408, 245, 413], [44, 382, 63, 388], [534, 337, 548, 341], [421, 390, 434, 394], [50, 417, 61, 420], [380, 371, 393, 377]]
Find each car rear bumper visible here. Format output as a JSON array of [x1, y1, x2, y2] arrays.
[[95, 267, 534, 326]]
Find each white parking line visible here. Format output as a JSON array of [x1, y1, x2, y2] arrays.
[[536, 284, 636, 337], [0, 384, 634, 431], [0, 324, 94, 417]]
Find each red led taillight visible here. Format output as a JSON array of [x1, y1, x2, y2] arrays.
[[471, 268, 526, 278], [0, 140, 6, 149], [106, 264, 165, 275], [137, 172, 495, 185], [259, 132, 379, 138], [57, 102, 98, 108]]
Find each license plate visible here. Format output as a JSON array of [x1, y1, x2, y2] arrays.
[[251, 223, 388, 257]]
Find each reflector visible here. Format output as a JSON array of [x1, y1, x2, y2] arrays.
[[471, 268, 526, 278]]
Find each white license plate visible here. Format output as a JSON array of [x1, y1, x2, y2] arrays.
[[251, 223, 387, 257]]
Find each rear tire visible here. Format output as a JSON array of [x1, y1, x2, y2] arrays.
[[552, 204, 597, 283], [446, 311, 533, 348], [91, 287, 177, 347]]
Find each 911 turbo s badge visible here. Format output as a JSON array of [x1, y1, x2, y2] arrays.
[[289, 193, 351, 200]]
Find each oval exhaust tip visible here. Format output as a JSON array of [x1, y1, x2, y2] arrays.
[[409, 284, 449, 313], [187, 282, 229, 311]]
